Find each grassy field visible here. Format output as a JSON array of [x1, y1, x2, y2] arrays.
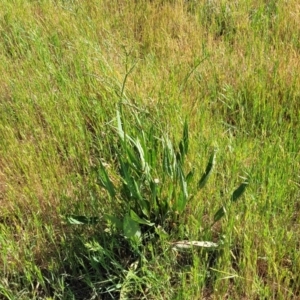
[[0, 0, 300, 299]]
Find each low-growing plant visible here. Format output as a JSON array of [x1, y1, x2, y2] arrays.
[[67, 108, 248, 249]]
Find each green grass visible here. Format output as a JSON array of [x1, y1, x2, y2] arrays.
[[0, 0, 300, 299]]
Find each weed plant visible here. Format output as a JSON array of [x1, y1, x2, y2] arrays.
[[66, 106, 247, 297]]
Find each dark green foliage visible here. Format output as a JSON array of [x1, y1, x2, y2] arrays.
[[67, 109, 248, 246]]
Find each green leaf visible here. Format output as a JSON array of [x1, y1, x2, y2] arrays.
[[116, 109, 124, 140], [179, 119, 189, 160], [179, 168, 188, 201], [66, 215, 99, 225], [130, 210, 154, 226], [98, 162, 116, 199], [163, 137, 177, 178], [148, 127, 158, 168], [155, 225, 169, 239], [123, 214, 141, 239], [150, 180, 158, 213], [176, 191, 187, 212], [231, 181, 248, 202], [186, 168, 195, 184], [125, 140, 142, 171], [212, 181, 248, 224], [119, 158, 131, 182], [119, 159, 136, 197], [213, 206, 226, 223], [116, 110, 135, 155], [163, 147, 173, 177], [133, 179, 143, 201], [134, 138, 146, 170], [175, 166, 189, 212], [138, 198, 151, 219], [198, 150, 216, 189]]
